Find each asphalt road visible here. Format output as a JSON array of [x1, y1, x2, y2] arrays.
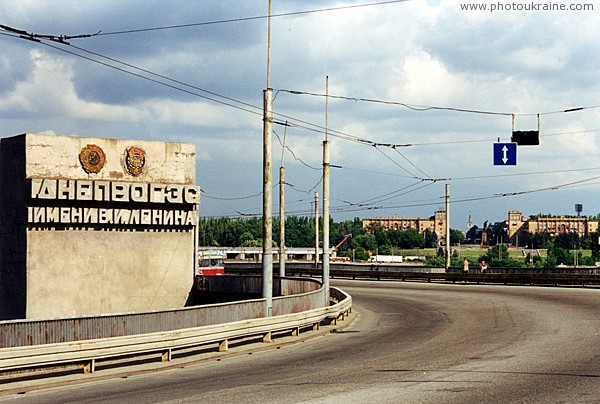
[[3, 280, 599, 403]]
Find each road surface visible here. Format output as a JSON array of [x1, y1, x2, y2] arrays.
[[3, 280, 599, 403]]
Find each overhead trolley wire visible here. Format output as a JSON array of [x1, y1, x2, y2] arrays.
[[5, 24, 599, 155], [14, 39, 600, 207], [58, 42, 264, 117], [327, 173, 600, 216], [93, 1, 414, 37], [2, 29, 401, 202], [3, 20, 600, 217], [2, 27, 378, 152], [340, 180, 436, 207], [277, 88, 600, 117], [273, 130, 321, 171]]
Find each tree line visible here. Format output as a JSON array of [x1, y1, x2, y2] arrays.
[[199, 216, 600, 267], [199, 216, 444, 261]]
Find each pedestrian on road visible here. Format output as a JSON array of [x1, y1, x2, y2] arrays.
[[463, 257, 469, 273], [481, 260, 488, 273]]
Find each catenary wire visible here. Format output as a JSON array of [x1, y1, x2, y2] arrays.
[[93, 1, 414, 37], [277, 88, 600, 117], [8, 36, 600, 211], [4, 26, 600, 216], [26, 39, 600, 209], [6, 28, 600, 154]]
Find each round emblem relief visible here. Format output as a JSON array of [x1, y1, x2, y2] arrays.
[[125, 146, 146, 176], [79, 144, 106, 174]]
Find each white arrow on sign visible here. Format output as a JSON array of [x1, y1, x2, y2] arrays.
[[494, 142, 516, 166]]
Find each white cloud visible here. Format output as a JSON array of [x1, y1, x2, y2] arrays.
[[509, 44, 569, 71], [1, 1, 600, 223], [0, 50, 259, 131], [397, 51, 468, 104]]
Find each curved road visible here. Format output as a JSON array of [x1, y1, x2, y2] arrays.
[[3, 280, 599, 403]]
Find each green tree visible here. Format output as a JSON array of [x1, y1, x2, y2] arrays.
[[424, 229, 438, 248], [425, 254, 462, 268], [353, 247, 370, 261], [284, 216, 315, 247], [450, 229, 465, 246], [400, 228, 424, 249], [482, 243, 508, 263], [554, 232, 579, 251], [589, 231, 600, 260], [579, 254, 595, 266], [378, 244, 393, 255], [480, 243, 521, 268], [374, 229, 390, 248], [239, 231, 255, 246], [331, 218, 364, 258], [525, 253, 543, 268], [547, 245, 570, 266], [425, 256, 446, 267], [544, 253, 557, 269], [524, 231, 553, 250], [351, 234, 377, 255]]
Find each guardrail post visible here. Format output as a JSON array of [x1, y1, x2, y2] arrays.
[[292, 326, 301, 336], [263, 331, 272, 343], [219, 339, 229, 352], [313, 322, 320, 331], [161, 349, 172, 362], [83, 358, 95, 374]]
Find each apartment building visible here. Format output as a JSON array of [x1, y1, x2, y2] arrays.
[[362, 211, 447, 239], [507, 210, 599, 244]]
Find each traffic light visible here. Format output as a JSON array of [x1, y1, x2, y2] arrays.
[[511, 130, 539, 145], [511, 113, 540, 146]]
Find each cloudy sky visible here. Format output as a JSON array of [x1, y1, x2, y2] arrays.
[[1, 0, 599, 231]]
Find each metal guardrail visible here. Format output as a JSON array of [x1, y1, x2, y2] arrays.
[[337, 270, 600, 286], [226, 262, 600, 286], [0, 277, 322, 348], [0, 285, 352, 376]]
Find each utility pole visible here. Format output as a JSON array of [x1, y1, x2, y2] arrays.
[[262, 0, 273, 317], [314, 192, 319, 269], [445, 184, 450, 272], [322, 76, 331, 306], [279, 124, 287, 278]]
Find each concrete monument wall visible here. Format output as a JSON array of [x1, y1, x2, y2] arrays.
[[0, 133, 199, 320]]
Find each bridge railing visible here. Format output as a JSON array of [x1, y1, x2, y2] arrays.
[[0, 278, 352, 376], [225, 262, 600, 286]]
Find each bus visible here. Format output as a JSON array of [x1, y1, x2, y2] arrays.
[[196, 250, 225, 276]]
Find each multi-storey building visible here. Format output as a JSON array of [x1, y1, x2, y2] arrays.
[[507, 210, 599, 245], [362, 211, 447, 241]]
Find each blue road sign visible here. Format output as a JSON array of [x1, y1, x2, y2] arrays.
[[494, 142, 517, 166]]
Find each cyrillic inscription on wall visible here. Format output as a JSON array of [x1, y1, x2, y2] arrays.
[[28, 179, 199, 228]]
